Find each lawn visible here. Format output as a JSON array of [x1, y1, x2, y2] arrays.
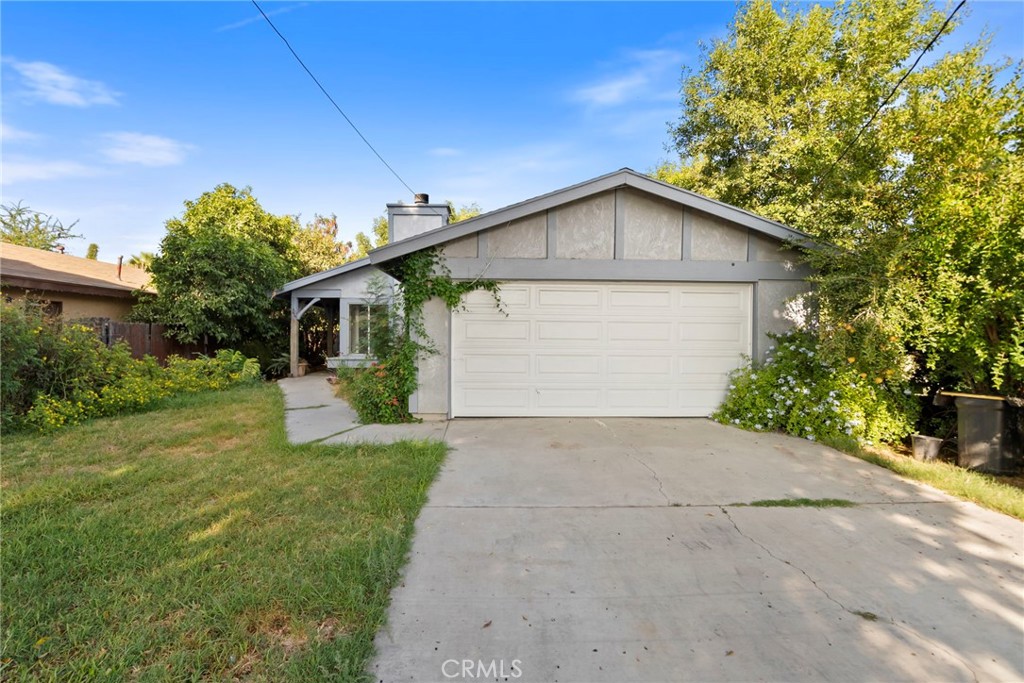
[[0, 383, 446, 681]]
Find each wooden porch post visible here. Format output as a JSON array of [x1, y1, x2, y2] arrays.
[[290, 293, 300, 378]]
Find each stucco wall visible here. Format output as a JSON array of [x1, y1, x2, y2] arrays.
[[2, 287, 136, 320], [488, 214, 547, 259], [756, 280, 814, 360], [690, 210, 749, 261], [622, 190, 682, 260], [411, 297, 450, 416], [555, 192, 615, 259]]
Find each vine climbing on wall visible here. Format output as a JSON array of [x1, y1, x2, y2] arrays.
[[348, 247, 501, 423]]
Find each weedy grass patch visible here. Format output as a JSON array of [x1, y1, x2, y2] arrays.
[[848, 444, 1024, 521], [741, 498, 858, 508], [1, 382, 446, 681]]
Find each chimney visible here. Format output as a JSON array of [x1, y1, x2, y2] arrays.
[[386, 193, 452, 243], [117, 256, 123, 280]]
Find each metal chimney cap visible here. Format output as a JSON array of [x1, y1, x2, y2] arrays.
[[414, 193, 429, 205]]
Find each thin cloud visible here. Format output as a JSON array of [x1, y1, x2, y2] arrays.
[[429, 147, 463, 157], [0, 122, 41, 142], [570, 48, 684, 109], [217, 2, 308, 32], [5, 59, 120, 107], [100, 132, 194, 167], [1, 158, 101, 184]]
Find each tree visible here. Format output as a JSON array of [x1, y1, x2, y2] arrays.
[[293, 213, 351, 276], [127, 251, 155, 270], [134, 184, 299, 347], [351, 215, 389, 260], [85, 243, 98, 260], [1, 201, 81, 251], [658, 0, 1023, 395], [449, 202, 482, 223]]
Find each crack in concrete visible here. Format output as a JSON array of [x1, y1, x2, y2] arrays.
[[721, 506, 981, 682], [304, 425, 361, 444], [594, 419, 671, 506], [284, 404, 329, 411]]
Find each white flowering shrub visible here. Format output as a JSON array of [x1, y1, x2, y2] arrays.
[[713, 330, 919, 447]]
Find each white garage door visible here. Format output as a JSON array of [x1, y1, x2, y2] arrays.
[[451, 282, 752, 417]]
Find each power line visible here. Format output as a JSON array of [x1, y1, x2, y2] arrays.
[[814, 0, 967, 193], [250, 0, 418, 198]]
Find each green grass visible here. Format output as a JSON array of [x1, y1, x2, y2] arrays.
[[742, 498, 858, 508], [1, 383, 446, 681], [845, 444, 1024, 520]]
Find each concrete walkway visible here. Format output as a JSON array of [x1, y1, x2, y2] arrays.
[[372, 418, 1024, 683], [276, 372, 448, 444]]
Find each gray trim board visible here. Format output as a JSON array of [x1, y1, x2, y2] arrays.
[[614, 188, 625, 261], [750, 281, 760, 359], [443, 258, 812, 282], [546, 210, 557, 260], [682, 209, 693, 261]]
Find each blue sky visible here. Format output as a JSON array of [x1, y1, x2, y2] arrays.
[[2, 1, 1022, 260]]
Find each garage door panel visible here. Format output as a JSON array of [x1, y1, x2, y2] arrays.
[[536, 321, 602, 341], [607, 321, 672, 342], [609, 288, 672, 309], [462, 387, 530, 409], [536, 354, 602, 377], [607, 388, 672, 408], [463, 354, 531, 375], [608, 355, 672, 376], [679, 290, 745, 309], [463, 286, 529, 310], [537, 286, 602, 308], [536, 388, 601, 409], [677, 354, 745, 374], [463, 320, 530, 341], [452, 282, 751, 417], [678, 321, 745, 343]]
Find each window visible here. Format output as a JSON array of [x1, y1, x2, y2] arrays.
[[349, 304, 387, 356]]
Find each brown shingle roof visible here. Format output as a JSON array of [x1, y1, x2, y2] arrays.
[[0, 242, 154, 296]]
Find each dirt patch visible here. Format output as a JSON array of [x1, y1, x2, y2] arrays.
[[245, 609, 308, 655], [549, 441, 583, 450]]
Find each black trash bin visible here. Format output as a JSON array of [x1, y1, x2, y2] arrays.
[[952, 395, 1022, 474]]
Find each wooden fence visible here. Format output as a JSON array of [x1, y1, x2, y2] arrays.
[[92, 321, 205, 363]]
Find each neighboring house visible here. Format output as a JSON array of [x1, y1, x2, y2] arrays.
[[276, 168, 814, 417], [0, 242, 153, 321]]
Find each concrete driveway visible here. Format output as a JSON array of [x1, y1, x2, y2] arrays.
[[372, 418, 1024, 683]]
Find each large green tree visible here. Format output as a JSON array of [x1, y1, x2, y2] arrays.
[[293, 213, 351, 276], [1, 201, 81, 251], [136, 184, 299, 346], [658, 0, 1023, 395]]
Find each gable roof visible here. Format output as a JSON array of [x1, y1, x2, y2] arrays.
[[0, 242, 153, 297], [271, 257, 379, 298], [273, 168, 815, 295], [368, 168, 814, 264]]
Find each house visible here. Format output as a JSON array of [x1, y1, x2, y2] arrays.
[[0, 242, 153, 320], [276, 168, 814, 417]]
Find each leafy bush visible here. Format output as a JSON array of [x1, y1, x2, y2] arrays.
[[349, 347, 417, 424], [714, 330, 920, 447], [22, 350, 260, 432], [1, 300, 260, 432]]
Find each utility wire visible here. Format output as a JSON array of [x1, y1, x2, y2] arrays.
[[814, 0, 966, 193], [251, 0, 418, 198]]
